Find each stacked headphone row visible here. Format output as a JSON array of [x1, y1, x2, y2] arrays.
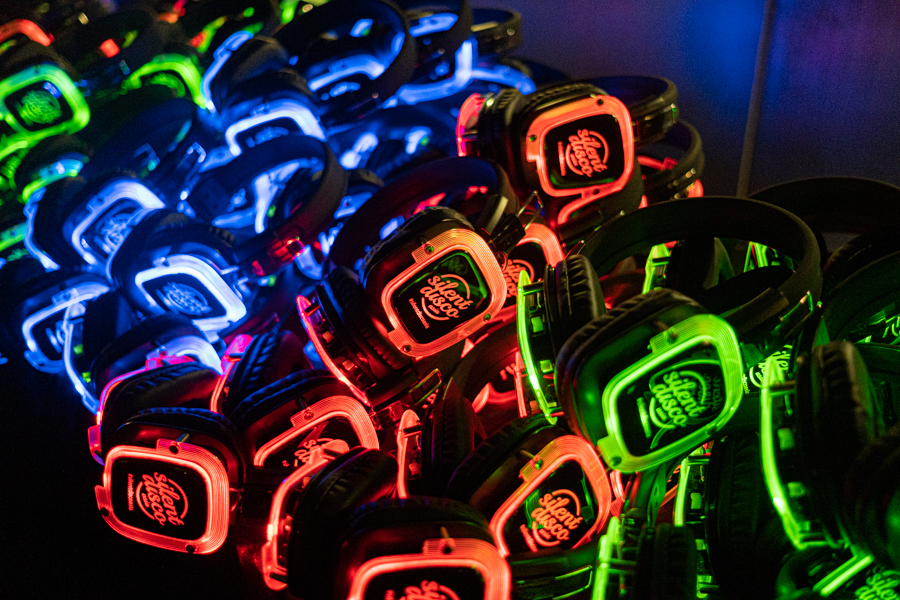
[[3, 2, 900, 600]]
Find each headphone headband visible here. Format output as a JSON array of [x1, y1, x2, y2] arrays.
[[579, 196, 822, 356], [581, 75, 678, 146]]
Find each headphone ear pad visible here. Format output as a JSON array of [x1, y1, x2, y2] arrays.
[[418, 387, 486, 496], [29, 176, 88, 268], [550, 254, 605, 351], [327, 266, 410, 376], [286, 447, 398, 600], [99, 362, 222, 456], [641, 523, 698, 600], [225, 329, 310, 410], [807, 341, 880, 545], [478, 88, 521, 166], [704, 432, 792, 600], [209, 35, 290, 108]]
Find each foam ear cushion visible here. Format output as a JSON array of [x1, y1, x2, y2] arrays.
[[806, 341, 880, 545], [89, 312, 208, 395], [107, 209, 191, 292], [704, 433, 792, 600], [549, 254, 605, 352], [115, 406, 244, 487], [208, 35, 290, 109], [632, 523, 697, 600], [847, 422, 900, 569], [418, 387, 486, 495], [228, 368, 334, 425], [478, 88, 521, 168], [286, 447, 398, 600], [327, 266, 410, 376], [28, 176, 89, 269], [99, 362, 221, 456], [225, 329, 309, 410], [444, 415, 554, 502]]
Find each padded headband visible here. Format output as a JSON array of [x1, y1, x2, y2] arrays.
[[471, 8, 521, 56], [582, 76, 678, 146], [328, 156, 517, 269], [274, 0, 416, 122], [639, 120, 704, 205], [578, 196, 822, 356]]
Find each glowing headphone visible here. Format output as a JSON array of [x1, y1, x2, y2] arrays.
[[111, 136, 346, 337], [273, 0, 417, 126], [529, 197, 822, 473], [456, 81, 641, 229]]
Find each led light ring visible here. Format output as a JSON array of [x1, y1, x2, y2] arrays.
[[578, 196, 823, 364], [380, 229, 507, 357], [223, 97, 325, 157], [179, 0, 279, 51], [516, 271, 561, 423], [449, 318, 519, 410], [0, 19, 53, 46], [121, 53, 206, 107], [55, 7, 173, 92], [134, 254, 248, 334], [20, 279, 110, 372], [261, 448, 335, 590], [391, 38, 476, 105], [396, 409, 422, 498], [346, 538, 511, 600], [471, 8, 522, 56], [467, 58, 536, 94], [210, 333, 254, 414], [489, 435, 612, 557], [273, 0, 417, 124], [524, 96, 635, 222], [95, 440, 231, 553], [0, 64, 90, 160], [582, 75, 678, 147], [199, 30, 254, 112], [252, 395, 379, 467], [328, 156, 517, 271], [637, 120, 705, 206], [63, 178, 167, 271]]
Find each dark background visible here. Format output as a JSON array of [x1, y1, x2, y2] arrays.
[[3, 1, 900, 598]]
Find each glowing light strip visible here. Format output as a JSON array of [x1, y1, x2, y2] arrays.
[[122, 53, 205, 106], [395, 409, 421, 499], [347, 538, 510, 600], [296, 294, 370, 404], [262, 448, 334, 590], [134, 254, 247, 334], [515, 270, 553, 420], [455, 93, 485, 156], [224, 99, 326, 155], [253, 395, 378, 467], [307, 55, 386, 92], [69, 179, 166, 269], [21, 281, 110, 373], [0, 19, 52, 45], [394, 39, 475, 105], [813, 552, 874, 596], [514, 351, 528, 418], [470, 63, 536, 94], [23, 191, 60, 269], [252, 160, 303, 234], [0, 221, 25, 252], [409, 13, 457, 37], [200, 30, 253, 112], [381, 229, 507, 358], [404, 126, 430, 155], [760, 354, 828, 550], [489, 435, 612, 557], [210, 334, 253, 414], [62, 301, 99, 413], [520, 222, 565, 266], [339, 132, 379, 169], [21, 158, 83, 202], [598, 314, 743, 473], [95, 440, 231, 554]]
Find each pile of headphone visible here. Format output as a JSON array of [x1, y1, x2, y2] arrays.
[[2, 1, 899, 599]]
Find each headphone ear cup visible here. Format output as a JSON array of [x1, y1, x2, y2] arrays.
[[208, 35, 290, 109], [704, 432, 792, 600], [550, 254, 606, 352], [28, 176, 89, 268], [286, 447, 398, 600], [640, 523, 698, 600], [219, 68, 312, 119], [225, 329, 310, 410], [326, 266, 411, 377], [418, 386, 486, 496], [98, 362, 221, 457], [14, 134, 93, 193], [477, 88, 521, 166], [807, 341, 881, 546]]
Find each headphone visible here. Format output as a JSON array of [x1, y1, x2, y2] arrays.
[[110, 135, 346, 338], [204, 34, 326, 150], [455, 81, 643, 229], [470, 8, 522, 57], [637, 120, 705, 206], [90, 360, 246, 553], [400, 0, 473, 83], [584, 76, 679, 147], [547, 196, 822, 474], [299, 158, 520, 405], [594, 515, 699, 600], [273, 0, 417, 127]]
